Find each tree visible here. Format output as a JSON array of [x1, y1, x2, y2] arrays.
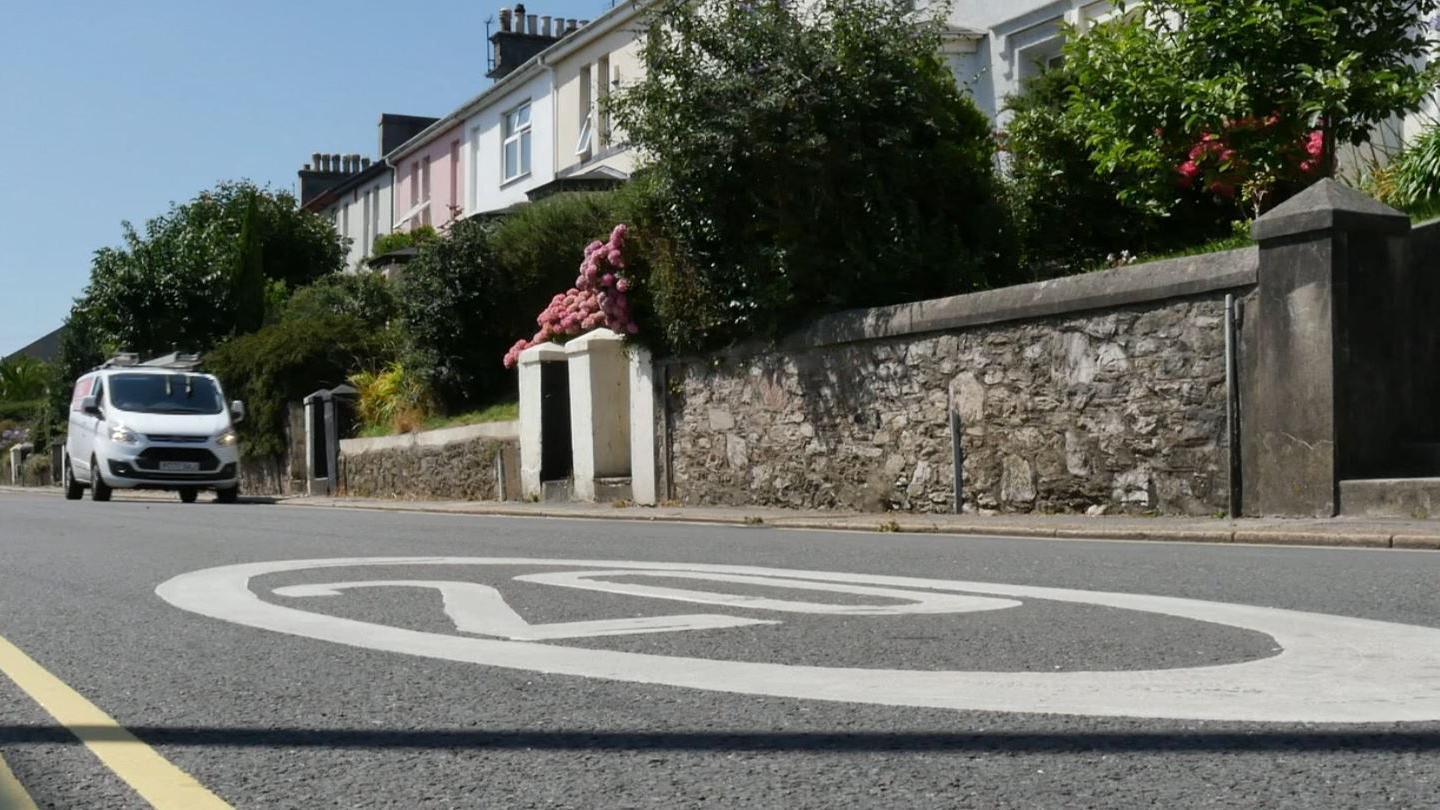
[[398, 219, 567, 408], [75, 181, 345, 359], [207, 314, 391, 458], [1065, 0, 1440, 216], [612, 0, 1015, 352]]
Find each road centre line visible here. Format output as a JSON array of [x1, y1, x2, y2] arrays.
[[0, 751, 37, 810], [0, 634, 230, 809]]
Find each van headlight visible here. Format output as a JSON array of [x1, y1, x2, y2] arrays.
[[216, 429, 239, 447], [109, 424, 139, 445]]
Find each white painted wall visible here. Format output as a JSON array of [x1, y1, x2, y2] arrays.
[[465, 71, 556, 217], [316, 170, 394, 273]]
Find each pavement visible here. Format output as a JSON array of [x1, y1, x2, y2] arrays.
[[6, 484, 1437, 550], [0, 488, 1438, 808]]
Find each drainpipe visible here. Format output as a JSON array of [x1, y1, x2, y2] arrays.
[[1225, 293, 1242, 517]]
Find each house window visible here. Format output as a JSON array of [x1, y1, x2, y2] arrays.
[[597, 55, 611, 149], [370, 187, 380, 244], [421, 156, 431, 201], [577, 67, 593, 159], [449, 140, 461, 213], [362, 190, 372, 253], [409, 162, 419, 206], [503, 102, 532, 182]]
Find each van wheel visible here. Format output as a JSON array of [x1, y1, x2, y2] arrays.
[[215, 485, 239, 504], [90, 457, 112, 502], [179, 488, 198, 504], [63, 456, 84, 500]]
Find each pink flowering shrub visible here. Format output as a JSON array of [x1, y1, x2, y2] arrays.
[[1172, 113, 1324, 207], [503, 224, 638, 368]]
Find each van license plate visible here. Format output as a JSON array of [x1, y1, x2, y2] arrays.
[[159, 461, 200, 472]]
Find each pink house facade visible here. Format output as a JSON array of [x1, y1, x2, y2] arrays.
[[390, 122, 467, 233]]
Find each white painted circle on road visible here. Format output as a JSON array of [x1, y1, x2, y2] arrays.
[[155, 557, 1440, 723]]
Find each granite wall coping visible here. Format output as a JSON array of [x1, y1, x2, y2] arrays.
[[340, 420, 520, 456], [790, 246, 1257, 350]]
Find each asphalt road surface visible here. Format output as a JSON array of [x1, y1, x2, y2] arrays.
[[0, 490, 1437, 809]]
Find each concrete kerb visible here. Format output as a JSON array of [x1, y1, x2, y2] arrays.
[[3, 486, 1436, 549]]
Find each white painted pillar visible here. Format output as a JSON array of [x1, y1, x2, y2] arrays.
[[565, 328, 630, 502], [518, 342, 569, 500], [628, 345, 657, 506]]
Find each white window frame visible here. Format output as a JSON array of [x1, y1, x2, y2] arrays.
[[574, 111, 593, 157], [502, 101, 533, 183]]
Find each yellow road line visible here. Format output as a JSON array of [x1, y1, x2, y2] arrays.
[[0, 634, 231, 809], [0, 751, 38, 810]]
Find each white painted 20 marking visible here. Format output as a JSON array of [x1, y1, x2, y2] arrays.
[[156, 557, 1440, 723]]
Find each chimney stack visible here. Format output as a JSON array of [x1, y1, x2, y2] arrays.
[[488, 3, 568, 79]]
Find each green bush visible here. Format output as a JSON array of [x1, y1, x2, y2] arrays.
[[22, 452, 52, 485], [281, 272, 399, 330], [0, 400, 43, 423], [398, 218, 583, 409], [1063, 0, 1440, 217], [489, 191, 634, 291], [372, 225, 438, 257], [349, 363, 434, 435], [1003, 70, 1143, 276], [613, 0, 1015, 353], [206, 315, 393, 458], [1374, 123, 1440, 211]]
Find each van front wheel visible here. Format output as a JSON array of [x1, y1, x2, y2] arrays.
[[90, 458, 112, 502], [63, 456, 84, 500]]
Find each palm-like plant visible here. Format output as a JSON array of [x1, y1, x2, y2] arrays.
[[0, 357, 52, 402]]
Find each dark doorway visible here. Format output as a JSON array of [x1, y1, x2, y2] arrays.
[[309, 405, 329, 479], [540, 361, 572, 482]]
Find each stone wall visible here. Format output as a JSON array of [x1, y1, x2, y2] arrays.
[[338, 422, 520, 501], [659, 249, 1256, 516]]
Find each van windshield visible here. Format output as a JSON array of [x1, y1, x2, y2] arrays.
[[108, 374, 223, 415]]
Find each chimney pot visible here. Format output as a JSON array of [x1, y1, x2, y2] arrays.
[[541, 15, 551, 36], [526, 14, 537, 34], [514, 3, 525, 21], [312, 152, 322, 169], [362, 157, 372, 169], [499, 7, 511, 31], [567, 18, 578, 31], [579, 19, 589, 27]]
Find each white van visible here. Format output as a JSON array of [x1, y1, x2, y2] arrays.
[[63, 355, 245, 503]]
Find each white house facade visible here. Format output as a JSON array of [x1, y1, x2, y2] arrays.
[[317, 166, 393, 273]]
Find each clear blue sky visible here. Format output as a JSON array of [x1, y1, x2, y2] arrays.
[[0, 0, 611, 357]]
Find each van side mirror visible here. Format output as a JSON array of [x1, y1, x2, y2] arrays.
[[230, 400, 246, 423], [80, 395, 100, 416]]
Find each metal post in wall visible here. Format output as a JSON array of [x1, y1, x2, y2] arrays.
[[949, 394, 963, 514], [1225, 293, 1242, 518]]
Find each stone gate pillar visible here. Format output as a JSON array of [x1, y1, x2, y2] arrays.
[[1243, 179, 1411, 516], [519, 342, 570, 500], [565, 329, 631, 502]]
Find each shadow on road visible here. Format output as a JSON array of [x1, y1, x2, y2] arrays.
[[1, 726, 1437, 753]]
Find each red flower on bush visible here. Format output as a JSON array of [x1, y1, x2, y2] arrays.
[[1171, 113, 1325, 204], [502, 224, 638, 369]]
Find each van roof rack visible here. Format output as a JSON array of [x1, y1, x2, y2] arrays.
[[94, 352, 204, 372], [97, 353, 140, 369], [139, 352, 203, 371]]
